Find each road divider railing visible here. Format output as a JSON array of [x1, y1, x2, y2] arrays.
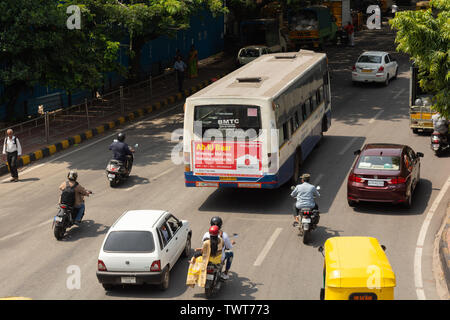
[[0, 73, 227, 177]]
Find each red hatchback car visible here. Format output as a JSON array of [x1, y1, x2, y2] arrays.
[[347, 144, 424, 208]]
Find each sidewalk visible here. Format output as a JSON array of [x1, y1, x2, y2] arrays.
[[437, 203, 450, 298], [0, 52, 236, 177]]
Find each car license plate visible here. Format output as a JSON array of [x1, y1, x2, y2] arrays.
[[121, 277, 136, 284], [108, 174, 115, 178], [54, 216, 62, 222], [302, 218, 311, 223], [206, 274, 214, 280], [362, 69, 372, 73], [368, 180, 384, 187]]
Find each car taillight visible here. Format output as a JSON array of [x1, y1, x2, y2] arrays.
[[150, 260, 161, 272], [98, 260, 107, 271], [378, 66, 384, 72], [348, 174, 363, 183], [352, 65, 356, 71], [388, 177, 406, 184]]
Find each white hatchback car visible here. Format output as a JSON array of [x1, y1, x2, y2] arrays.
[[237, 45, 270, 66], [96, 210, 191, 291], [352, 51, 398, 86]]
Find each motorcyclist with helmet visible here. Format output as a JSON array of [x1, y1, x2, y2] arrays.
[[109, 132, 135, 173], [202, 216, 235, 280], [58, 170, 92, 224], [291, 173, 320, 225]]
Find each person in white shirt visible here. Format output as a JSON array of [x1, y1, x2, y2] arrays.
[[174, 55, 187, 92], [2, 129, 22, 182], [202, 216, 235, 280]]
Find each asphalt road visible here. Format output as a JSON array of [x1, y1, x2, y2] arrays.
[[1, 26, 449, 300]]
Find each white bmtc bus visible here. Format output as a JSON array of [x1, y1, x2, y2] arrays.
[[183, 50, 331, 188]]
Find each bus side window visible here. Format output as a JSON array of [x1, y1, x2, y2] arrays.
[[302, 103, 308, 120], [315, 90, 320, 106], [283, 122, 289, 142], [294, 111, 301, 128], [290, 117, 297, 134], [309, 97, 314, 114]]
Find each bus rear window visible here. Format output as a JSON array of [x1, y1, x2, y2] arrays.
[[194, 105, 261, 137]]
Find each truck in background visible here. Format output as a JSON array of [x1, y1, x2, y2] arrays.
[[239, 18, 288, 53], [323, 0, 352, 28], [286, 5, 338, 50]]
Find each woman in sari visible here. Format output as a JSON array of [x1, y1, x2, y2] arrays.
[[186, 225, 223, 288], [187, 45, 198, 79]]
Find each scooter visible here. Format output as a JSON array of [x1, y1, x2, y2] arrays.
[[52, 193, 92, 240], [430, 131, 449, 156], [292, 186, 321, 244], [106, 144, 138, 187]]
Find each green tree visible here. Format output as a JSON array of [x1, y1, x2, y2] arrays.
[[390, 0, 450, 117], [0, 0, 121, 121], [84, 0, 227, 82]]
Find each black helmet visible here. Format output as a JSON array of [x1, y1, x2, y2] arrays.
[[117, 132, 125, 142], [68, 170, 78, 181], [210, 216, 223, 229]]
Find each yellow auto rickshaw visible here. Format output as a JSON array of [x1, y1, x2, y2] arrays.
[[318, 236, 396, 300]]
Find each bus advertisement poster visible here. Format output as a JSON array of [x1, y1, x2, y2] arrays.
[[192, 141, 263, 177]]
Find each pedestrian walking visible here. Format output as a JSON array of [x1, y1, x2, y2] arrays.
[[2, 129, 22, 182], [344, 21, 355, 47], [174, 55, 187, 92]]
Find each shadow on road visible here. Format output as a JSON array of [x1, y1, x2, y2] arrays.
[[192, 272, 261, 300], [111, 175, 150, 189], [62, 220, 109, 242]]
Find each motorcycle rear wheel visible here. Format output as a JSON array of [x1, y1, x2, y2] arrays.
[[302, 229, 309, 244], [205, 285, 214, 298], [54, 225, 65, 240]]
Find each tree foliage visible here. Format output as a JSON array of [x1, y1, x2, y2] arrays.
[[0, 0, 121, 121], [390, 0, 450, 116]]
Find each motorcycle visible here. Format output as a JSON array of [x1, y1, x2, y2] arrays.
[[430, 131, 449, 156], [292, 186, 321, 244], [106, 143, 138, 187], [52, 194, 92, 240], [204, 260, 225, 298], [204, 234, 237, 298]]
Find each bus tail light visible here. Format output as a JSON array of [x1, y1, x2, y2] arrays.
[[184, 152, 191, 171], [183, 103, 186, 112]]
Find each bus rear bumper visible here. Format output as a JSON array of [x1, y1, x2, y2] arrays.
[[184, 173, 280, 189]]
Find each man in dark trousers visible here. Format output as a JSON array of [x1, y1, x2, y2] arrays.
[[2, 129, 22, 182], [174, 55, 187, 92]]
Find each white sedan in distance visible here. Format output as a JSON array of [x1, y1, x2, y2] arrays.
[[352, 51, 398, 86], [96, 210, 191, 291]]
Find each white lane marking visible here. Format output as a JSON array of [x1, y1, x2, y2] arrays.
[[393, 88, 405, 99], [0, 219, 52, 242], [253, 227, 283, 267], [368, 110, 384, 124], [1, 103, 184, 183], [414, 174, 450, 300], [338, 137, 358, 156]]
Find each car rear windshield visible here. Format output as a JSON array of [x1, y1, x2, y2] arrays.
[[240, 48, 260, 58], [357, 155, 400, 170], [357, 55, 382, 64], [194, 105, 261, 138], [103, 231, 155, 253]]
